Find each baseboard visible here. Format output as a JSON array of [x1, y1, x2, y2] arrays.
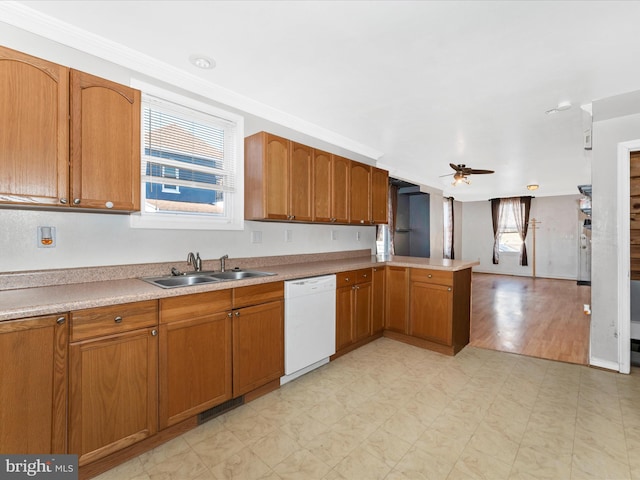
[[472, 270, 577, 281], [589, 356, 619, 372]]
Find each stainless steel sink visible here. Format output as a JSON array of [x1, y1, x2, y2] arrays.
[[142, 274, 222, 289], [208, 270, 276, 280], [141, 269, 276, 288]]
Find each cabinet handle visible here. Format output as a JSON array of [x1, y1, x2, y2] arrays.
[[363, 274, 367, 278], [291, 215, 295, 220], [114, 316, 123, 323], [227, 312, 232, 318], [151, 329, 158, 336], [428, 274, 432, 278], [345, 278, 350, 282], [73, 198, 81, 205], [360, 220, 365, 224], [59, 198, 68, 204], [234, 311, 240, 317], [448, 287, 452, 292], [56, 316, 65, 325], [105, 201, 114, 209]]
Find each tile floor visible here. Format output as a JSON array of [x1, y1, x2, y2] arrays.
[[95, 338, 640, 480]]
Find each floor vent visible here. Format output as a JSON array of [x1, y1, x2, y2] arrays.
[[198, 396, 244, 425]]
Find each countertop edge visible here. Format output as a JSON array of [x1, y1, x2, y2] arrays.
[[0, 256, 479, 321]]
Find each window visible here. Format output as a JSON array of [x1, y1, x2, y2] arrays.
[[498, 207, 523, 253], [130, 81, 244, 230]]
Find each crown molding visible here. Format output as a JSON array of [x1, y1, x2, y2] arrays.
[[0, 1, 384, 161]]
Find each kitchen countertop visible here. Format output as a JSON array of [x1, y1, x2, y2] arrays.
[[0, 254, 478, 322]]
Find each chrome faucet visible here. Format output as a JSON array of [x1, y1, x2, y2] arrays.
[[219, 254, 229, 272], [187, 252, 202, 272]]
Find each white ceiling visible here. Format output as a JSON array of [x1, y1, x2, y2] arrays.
[[12, 0, 640, 201]]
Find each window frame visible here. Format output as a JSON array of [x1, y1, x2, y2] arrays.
[[497, 206, 523, 253], [129, 80, 244, 231]]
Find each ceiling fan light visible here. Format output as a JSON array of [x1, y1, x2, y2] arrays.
[[527, 184, 539, 191]]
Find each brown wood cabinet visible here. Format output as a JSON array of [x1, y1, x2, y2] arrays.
[[385, 266, 409, 334], [232, 282, 284, 397], [245, 133, 312, 221], [158, 291, 232, 429], [245, 131, 387, 224], [0, 314, 68, 454], [372, 266, 386, 334], [70, 70, 141, 211], [350, 162, 371, 224], [335, 269, 373, 352], [0, 46, 140, 212], [69, 301, 158, 466], [371, 167, 389, 224]]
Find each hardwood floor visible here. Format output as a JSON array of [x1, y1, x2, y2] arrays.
[[469, 273, 591, 365]]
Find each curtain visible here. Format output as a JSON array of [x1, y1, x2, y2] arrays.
[[513, 196, 532, 266], [443, 197, 454, 259], [491, 198, 501, 264]]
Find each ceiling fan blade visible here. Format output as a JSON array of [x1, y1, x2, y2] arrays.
[[468, 169, 495, 174], [439, 173, 454, 177], [449, 163, 461, 171]]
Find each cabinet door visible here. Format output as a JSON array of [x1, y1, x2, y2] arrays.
[[69, 327, 158, 466], [289, 142, 313, 221], [386, 267, 409, 334], [353, 282, 372, 341], [232, 300, 284, 397], [331, 155, 350, 223], [313, 149, 332, 222], [350, 162, 371, 224], [70, 69, 140, 211], [409, 282, 453, 345], [335, 285, 354, 351], [372, 267, 386, 334], [0, 314, 67, 454], [159, 312, 232, 429], [371, 167, 388, 224], [0, 46, 69, 206], [264, 134, 290, 219]]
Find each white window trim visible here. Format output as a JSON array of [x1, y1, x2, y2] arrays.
[[129, 80, 244, 231]]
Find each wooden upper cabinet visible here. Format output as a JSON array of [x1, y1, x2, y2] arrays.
[[0, 314, 68, 454], [0, 46, 69, 206], [289, 142, 313, 221], [313, 149, 332, 222], [350, 161, 371, 224], [371, 167, 388, 224], [70, 70, 141, 211], [331, 155, 350, 223]]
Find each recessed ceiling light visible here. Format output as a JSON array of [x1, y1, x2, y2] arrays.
[[527, 184, 539, 191], [189, 54, 216, 70]]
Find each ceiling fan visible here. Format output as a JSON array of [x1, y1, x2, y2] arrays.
[[442, 163, 495, 186]]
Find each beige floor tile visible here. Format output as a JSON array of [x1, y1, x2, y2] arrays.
[[191, 428, 245, 470], [381, 408, 430, 444], [209, 446, 272, 480], [279, 410, 330, 447], [465, 420, 521, 465], [305, 428, 362, 467], [393, 445, 457, 480], [249, 428, 302, 468], [332, 445, 392, 480], [138, 436, 194, 471], [413, 428, 472, 465], [449, 444, 512, 480], [571, 446, 631, 480], [219, 408, 279, 446], [183, 418, 225, 447], [362, 426, 413, 468], [145, 449, 210, 480], [273, 449, 331, 480], [509, 445, 572, 480], [92, 458, 147, 480]]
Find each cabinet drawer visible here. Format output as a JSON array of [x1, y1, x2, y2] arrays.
[[356, 268, 372, 284], [160, 290, 232, 324], [233, 281, 284, 308], [410, 268, 453, 286], [336, 270, 356, 286], [71, 300, 158, 341]]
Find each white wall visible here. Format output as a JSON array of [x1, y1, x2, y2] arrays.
[[590, 91, 640, 369], [461, 195, 581, 280], [0, 25, 377, 273]]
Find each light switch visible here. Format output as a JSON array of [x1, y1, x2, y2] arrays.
[[251, 231, 262, 244]]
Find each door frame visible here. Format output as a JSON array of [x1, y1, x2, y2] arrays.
[[617, 139, 640, 374]]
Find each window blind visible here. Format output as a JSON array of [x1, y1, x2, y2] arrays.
[[141, 95, 237, 194]]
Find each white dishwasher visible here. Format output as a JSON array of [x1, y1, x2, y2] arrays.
[[281, 274, 336, 385]]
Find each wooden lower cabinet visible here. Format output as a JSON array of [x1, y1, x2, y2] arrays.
[[232, 300, 284, 397], [69, 301, 158, 466], [0, 314, 68, 454], [335, 269, 373, 353], [159, 291, 232, 429], [371, 266, 385, 334], [385, 266, 409, 334]]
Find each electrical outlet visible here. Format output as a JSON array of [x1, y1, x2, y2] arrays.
[[285, 230, 293, 242], [251, 231, 262, 244], [37, 226, 56, 248], [331, 230, 338, 241], [356, 231, 361, 241]]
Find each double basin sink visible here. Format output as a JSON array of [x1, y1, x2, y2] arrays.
[[142, 269, 276, 289]]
